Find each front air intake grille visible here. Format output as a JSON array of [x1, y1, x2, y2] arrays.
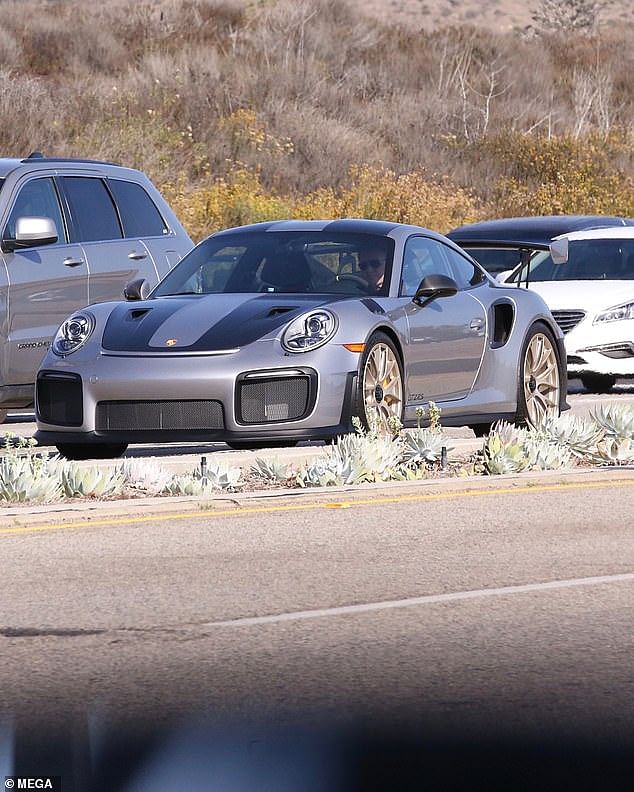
[[96, 400, 224, 431], [236, 371, 315, 424], [596, 343, 634, 360], [551, 310, 586, 335], [37, 372, 83, 426]]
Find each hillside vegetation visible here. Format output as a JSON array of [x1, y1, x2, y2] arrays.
[[0, 0, 632, 239]]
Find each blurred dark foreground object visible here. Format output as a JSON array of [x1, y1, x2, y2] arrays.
[[6, 715, 634, 792]]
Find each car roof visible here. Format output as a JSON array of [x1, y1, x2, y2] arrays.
[[447, 215, 633, 247], [213, 218, 404, 236], [554, 226, 634, 242], [0, 158, 26, 178], [0, 154, 126, 179]]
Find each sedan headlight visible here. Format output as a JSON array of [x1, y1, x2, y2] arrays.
[[594, 301, 634, 324], [281, 310, 337, 352], [52, 312, 95, 356]]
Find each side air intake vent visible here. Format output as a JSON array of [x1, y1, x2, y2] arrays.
[[491, 301, 514, 348]]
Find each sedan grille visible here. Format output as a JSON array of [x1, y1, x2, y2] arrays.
[[551, 310, 586, 335], [96, 400, 224, 431]]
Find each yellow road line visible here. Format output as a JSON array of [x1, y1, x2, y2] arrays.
[[0, 477, 632, 537]]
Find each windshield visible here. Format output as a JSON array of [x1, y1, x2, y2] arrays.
[[508, 239, 634, 283], [153, 231, 395, 297]]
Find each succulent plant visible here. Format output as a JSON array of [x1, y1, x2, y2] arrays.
[[524, 436, 573, 471], [60, 462, 126, 498], [165, 474, 211, 496], [333, 430, 404, 480], [596, 437, 634, 465], [250, 456, 291, 483], [492, 420, 530, 446], [121, 458, 173, 495], [297, 454, 370, 488], [390, 464, 428, 481], [482, 425, 530, 475], [198, 460, 242, 490], [540, 413, 604, 459], [401, 428, 451, 465], [591, 404, 634, 440], [0, 456, 62, 503], [427, 401, 443, 433]]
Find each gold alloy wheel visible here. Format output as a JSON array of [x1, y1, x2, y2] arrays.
[[523, 332, 560, 427], [362, 341, 403, 425]]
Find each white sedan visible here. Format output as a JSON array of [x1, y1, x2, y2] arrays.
[[503, 226, 634, 392]]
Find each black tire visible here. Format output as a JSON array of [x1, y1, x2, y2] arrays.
[[225, 440, 299, 451], [580, 374, 616, 393], [55, 443, 128, 460], [469, 422, 492, 437], [354, 332, 404, 429], [515, 321, 562, 427]]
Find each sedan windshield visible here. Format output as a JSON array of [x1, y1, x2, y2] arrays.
[[508, 239, 634, 282], [153, 231, 395, 297]]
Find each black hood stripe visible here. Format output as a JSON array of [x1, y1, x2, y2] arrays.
[[101, 294, 348, 352]]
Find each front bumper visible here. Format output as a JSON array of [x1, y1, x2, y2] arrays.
[[35, 343, 358, 445], [563, 316, 634, 377]]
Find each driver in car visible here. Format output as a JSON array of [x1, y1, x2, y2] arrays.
[[358, 248, 386, 293]]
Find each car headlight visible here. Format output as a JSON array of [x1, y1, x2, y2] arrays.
[[52, 312, 95, 356], [594, 301, 634, 324], [281, 310, 337, 352]]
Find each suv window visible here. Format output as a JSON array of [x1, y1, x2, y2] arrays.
[[400, 236, 452, 296], [5, 178, 66, 243], [62, 176, 122, 242], [440, 244, 486, 289], [108, 179, 168, 238]]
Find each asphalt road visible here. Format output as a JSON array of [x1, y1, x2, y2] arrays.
[[2, 385, 634, 788], [2, 476, 633, 737]]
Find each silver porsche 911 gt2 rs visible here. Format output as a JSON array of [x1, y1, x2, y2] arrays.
[[35, 219, 568, 459]]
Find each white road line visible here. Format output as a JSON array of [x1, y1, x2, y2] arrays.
[[205, 572, 634, 628]]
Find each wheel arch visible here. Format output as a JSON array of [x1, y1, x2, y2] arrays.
[[368, 324, 404, 364]]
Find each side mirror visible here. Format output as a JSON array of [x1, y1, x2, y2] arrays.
[[3, 216, 58, 251], [550, 237, 569, 265], [413, 274, 458, 306], [124, 278, 151, 301]]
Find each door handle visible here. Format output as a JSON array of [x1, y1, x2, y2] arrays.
[[128, 250, 148, 261], [63, 257, 84, 268], [469, 317, 484, 331]]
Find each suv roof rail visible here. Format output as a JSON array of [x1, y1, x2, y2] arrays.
[[20, 155, 121, 166]]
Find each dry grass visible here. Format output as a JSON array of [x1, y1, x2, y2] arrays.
[[0, 0, 631, 238]]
